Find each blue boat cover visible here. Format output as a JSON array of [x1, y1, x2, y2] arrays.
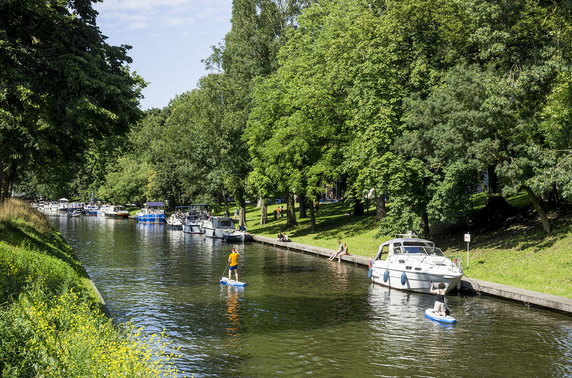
[[144, 202, 164, 207]]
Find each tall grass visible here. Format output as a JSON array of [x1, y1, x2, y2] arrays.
[[0, 199, 51, 234]]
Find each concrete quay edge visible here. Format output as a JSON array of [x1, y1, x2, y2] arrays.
[[251, 234, 572, 314]]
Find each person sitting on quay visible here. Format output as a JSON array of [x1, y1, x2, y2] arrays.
[[328, 240, 343, 260], [277, 232, 291, 242]]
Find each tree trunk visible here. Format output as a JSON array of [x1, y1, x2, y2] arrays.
[[308, 197, 316, 232], [524, 186, 551, 234], [286, 192, 297, 227], [422, 210, 430, 238], [1, 161, 14, 203], [0, 157, 4, 202], [239, 197, 247, 227], [353, 199, 365, 216], [487, 165, 500, 195], [259, 197, 268, 225], [375, 195, 386, 221], [222, 191, 229, 216], [299, 193, 307, 218]]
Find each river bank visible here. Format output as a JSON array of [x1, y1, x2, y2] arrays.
[[244, 201, 572, 299], [0, 200, 175, 376]]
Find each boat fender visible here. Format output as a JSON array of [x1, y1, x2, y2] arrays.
[[401, 272, 407, 286], [367, 268, 373, 279], [383, 270, 389, 283]]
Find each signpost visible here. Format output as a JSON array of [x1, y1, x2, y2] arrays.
[[464, 232, 471, 267]]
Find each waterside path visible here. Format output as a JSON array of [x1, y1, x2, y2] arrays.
[[252, 235, 572, 314]]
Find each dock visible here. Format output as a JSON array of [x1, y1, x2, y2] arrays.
[[252, 235, 572, 314]]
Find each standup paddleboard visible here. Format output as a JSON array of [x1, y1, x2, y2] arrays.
[[424, 308, 456, 324], [220, 277, 246, 287]]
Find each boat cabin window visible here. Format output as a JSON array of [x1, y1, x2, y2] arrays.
[[220, 220, 233, 227], [398, 242, 444, 256], [375, 245, 389, 260]]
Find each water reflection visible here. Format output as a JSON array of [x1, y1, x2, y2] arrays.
[[224, 286, 243, 340], [50, 215, 572, 377]]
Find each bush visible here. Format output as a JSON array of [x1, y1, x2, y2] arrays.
[[0, 291, 178, 376]]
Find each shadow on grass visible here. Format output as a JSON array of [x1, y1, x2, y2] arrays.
[[248, 202, 380, 240], [435, 205, 572, 253]]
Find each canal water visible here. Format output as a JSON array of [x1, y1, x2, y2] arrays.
[[51, 215, 572, 377]]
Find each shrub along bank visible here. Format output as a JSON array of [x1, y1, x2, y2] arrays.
[[0, 200, 177, 376], [244, 201, 572, 299]]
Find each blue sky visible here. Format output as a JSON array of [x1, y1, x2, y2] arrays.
[[94, 0, 232, 110]]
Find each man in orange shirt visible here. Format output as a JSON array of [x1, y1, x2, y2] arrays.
[[228, 248, 240, 281]]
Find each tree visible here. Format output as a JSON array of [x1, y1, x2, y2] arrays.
[[0, 0, 144, 201]]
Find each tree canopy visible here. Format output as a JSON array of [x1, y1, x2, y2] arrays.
[[15, 0, 572, 237]]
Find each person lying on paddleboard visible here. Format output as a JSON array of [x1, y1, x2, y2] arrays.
[[228, 248, 240, 281], [430, 282, 447, 316]]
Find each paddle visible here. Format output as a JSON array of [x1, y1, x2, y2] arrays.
[[220, 262, 230, 282]]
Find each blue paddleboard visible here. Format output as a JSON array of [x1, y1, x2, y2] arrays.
[[220, 277, 247, 287], [424, 308, 456, 324]]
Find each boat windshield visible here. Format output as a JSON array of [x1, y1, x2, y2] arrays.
[[396, 242, 444, 256]]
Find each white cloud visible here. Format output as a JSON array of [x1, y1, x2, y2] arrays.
[[95, 0, 230, 31]]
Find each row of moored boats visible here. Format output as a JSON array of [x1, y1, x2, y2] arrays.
[[35, 200, 252, 242]]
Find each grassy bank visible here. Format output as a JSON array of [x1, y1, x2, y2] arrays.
[[0, 200, 176, 376], [243, 201, 572, 299]]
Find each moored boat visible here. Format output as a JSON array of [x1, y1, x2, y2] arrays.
[[202, 216, 234, 238], [136, 202, 166, 223], [104, 205, 130, 219], [182, 204, 209, 234], [85, 204, 99, 216], [370, 233, 463, 294], [167, 206, 191, 230], [222, 229, 253, 242]]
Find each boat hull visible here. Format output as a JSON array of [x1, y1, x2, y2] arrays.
[[204, 227, 227, 238], [222, 231, 253, 242], [371, 265, 462, 294], [136, 214, 166, 223], [183, 222, 204, 234]]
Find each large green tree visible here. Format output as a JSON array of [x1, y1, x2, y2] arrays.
[[0, 0, 144, 201]]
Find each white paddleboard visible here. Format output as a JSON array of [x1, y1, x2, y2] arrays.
[[425, 308, 456, 324], [220, 277, 246, 287]]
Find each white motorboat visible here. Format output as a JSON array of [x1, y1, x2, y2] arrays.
[[98, 204, 112, 216], [85, 204, 99, 216], [222, 229, 253, 242], [202, 216, 235, 238], [370, 233, 463, 294], [104, 205, 130, 219], [182, 204, 209, 234], [167, 206, 190, 230], [69, 209, 82, 217]]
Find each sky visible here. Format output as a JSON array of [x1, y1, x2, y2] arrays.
[[93, 0, 232, 110]]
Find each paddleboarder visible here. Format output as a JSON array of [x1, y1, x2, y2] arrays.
[[429, 282, 447, 316], [228, 248, 240, 281]]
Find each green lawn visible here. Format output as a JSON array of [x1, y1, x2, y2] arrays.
[[245, 201, 386, 257]]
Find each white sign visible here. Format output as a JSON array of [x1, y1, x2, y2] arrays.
[[464, 233, 471, 243]]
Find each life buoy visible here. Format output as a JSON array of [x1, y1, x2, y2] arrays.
[[383, 270, 389, 283], [401, 272, 407, 285]]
